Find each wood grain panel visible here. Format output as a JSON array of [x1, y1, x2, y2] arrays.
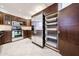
[[43, 3, 58, 16], [23, 20, 32, 38], [0, 12, 3, 24], [58, 3, 79, 56], [26, 20, 31, 26], [2, 31, 12, 44], [23, 30, 31, 38], [0, 36, 2, 45]]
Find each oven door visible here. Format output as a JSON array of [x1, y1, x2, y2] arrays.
[[12, 30, 22, 38]]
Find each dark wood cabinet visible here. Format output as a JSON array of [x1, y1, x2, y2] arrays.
[[16, 18, 26, 26], [43, 3, 58, 16], [0, 31, 12, 45], [1, 31, 12, 44], [0, 36, 2, 45], [58, 3, 79, 56], [23, 30, 31, 38], [3, 31, 12, 44], [23, 30, 27, 38], [3, 14, 12, 25], [26, 20, 31, 26], [0, 12, 12, 45], [0, 12, 4, 24], [23, 20, 32, 39], [0, 12, 12, 25], [0, 11, 32, 45]]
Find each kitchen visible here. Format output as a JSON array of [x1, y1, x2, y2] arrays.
[[0, 3, 79, 56]]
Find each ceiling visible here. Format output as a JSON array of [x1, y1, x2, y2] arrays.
[[0, 3, 52, 19]]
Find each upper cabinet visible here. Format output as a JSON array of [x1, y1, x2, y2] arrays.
[[21, 19, 32, 31], [0, 12, 3, 24], [0, 12, 12, 25], [3, 14, 12, 25], [0, 11, 30, 26], [14, 17, 26, 26], [43, 3, 58, 16], [26, 20, 31, 26]]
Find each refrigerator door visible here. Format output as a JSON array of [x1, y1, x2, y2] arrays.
[[32, 13, 44, 47]]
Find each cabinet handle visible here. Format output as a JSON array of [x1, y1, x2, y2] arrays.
[[58, 31, 60, 34]]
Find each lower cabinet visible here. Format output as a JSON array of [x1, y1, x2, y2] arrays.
[[59, 40, 79, 56], [0, 31, 12, 45], [0, 37, 2, 45], [3, 31, 12, 44], [23, 30, 32, 39]]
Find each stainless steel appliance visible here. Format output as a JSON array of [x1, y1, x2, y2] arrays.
[[32, 13, 45, 48], [12, 21, 23, 41]]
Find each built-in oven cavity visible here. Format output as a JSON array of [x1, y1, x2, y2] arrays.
[[12, 21, 22, 38]]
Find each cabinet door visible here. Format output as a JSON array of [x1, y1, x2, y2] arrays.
[[32, 13, 44, 48], [0, 37, 2, 45], [58, 4, 79, 56], [0, 13, 3, 24], [27, 30, 32, 38], [2, 31, 12, 44], [4, 14, 12, 25], [26, 20, 31, 26], [43, 3, 58, 16], [23, 30, 27, 38]]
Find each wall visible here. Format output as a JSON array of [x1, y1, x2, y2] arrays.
[[58, 3, 72, 11]]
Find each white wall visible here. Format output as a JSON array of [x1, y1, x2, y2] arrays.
[[58, 3, 72, 11]]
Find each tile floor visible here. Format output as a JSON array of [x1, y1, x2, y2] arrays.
[[0, 38, 61, 56]]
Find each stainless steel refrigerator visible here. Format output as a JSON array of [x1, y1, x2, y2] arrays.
[[32, 13, 45, 48]]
